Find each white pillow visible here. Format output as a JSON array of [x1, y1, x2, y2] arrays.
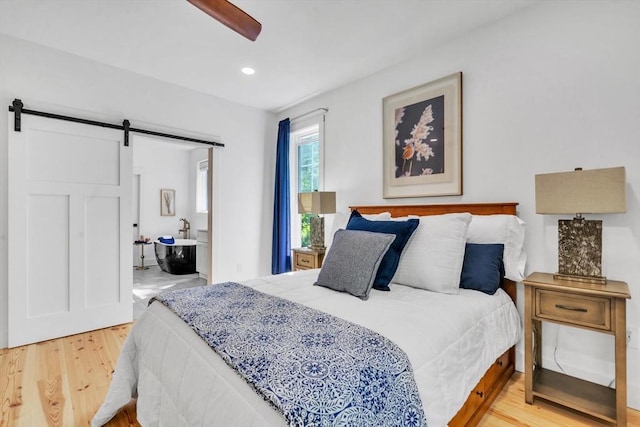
[[329, 210, 392, 245], [466, 215, 526, 282], [392, 213, 472, 294]]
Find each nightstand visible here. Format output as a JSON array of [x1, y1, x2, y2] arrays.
[[523, 272, 631, 426], [292, 247, 325, 271]]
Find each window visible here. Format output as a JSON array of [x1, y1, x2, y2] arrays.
[[297, 132, 320, 194], [290, 122, 323, 248], [297, 130, 319, 247], [196, 159, 208, 213]]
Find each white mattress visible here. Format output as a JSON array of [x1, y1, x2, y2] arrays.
[[93, 269, 521, 427]]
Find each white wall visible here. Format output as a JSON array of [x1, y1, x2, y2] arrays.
[[0, 35, 277, 348], [279, 0, 640, 408]]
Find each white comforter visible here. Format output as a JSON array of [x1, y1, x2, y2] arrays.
[[93, 270, 521, 427]]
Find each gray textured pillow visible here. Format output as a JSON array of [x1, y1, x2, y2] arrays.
[[314, 229, 394, 300]]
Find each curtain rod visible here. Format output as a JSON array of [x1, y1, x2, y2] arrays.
[[290, 107, 328, 122]]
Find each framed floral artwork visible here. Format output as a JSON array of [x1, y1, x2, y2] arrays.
[[382, 72, 462, 198], [160, 189, 175, 216]]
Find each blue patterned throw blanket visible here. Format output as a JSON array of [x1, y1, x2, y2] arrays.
[[152, 282, 427, 427]]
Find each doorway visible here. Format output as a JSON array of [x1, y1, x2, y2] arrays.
[[129, 135, 212, 318]]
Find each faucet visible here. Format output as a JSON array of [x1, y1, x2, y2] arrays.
[[179, 218, 190, 239]]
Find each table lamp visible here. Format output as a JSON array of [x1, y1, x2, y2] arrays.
[[535, 166, 626, 284], [298, 191, 336, 250]]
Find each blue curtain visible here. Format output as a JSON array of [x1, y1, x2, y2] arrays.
[[271, 118, 291, 274]]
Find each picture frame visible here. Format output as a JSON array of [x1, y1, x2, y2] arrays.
[[160, 189, 175, 216], [382, 72, 462, 198]]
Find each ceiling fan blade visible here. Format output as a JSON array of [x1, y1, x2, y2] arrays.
[[188, 0, 262, 41]]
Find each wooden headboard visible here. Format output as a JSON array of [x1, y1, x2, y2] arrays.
[[349, 202, 519, 303], [350, 202, 518, 217]]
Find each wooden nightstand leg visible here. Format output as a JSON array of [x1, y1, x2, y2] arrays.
[[533, 320, 542, 367], [614, 298, 627, 426], [524, 285, 534, 404]]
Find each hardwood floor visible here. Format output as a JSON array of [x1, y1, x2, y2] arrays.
[[479, 374, 640, 427], [1, 324, 639, 426], [0, 324, 136, 427]]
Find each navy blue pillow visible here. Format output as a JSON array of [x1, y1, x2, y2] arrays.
[[460, 243, 505, 295], [346, 210, 419, 291]]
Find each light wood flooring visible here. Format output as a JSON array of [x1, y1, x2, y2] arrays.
[[0, 324, 136, 427], [1, 324, 638, 427]]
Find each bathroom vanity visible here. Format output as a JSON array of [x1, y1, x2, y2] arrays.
[[196, 229, 208, 280]]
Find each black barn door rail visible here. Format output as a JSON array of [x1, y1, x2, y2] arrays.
[[8, 98, 224, 148]]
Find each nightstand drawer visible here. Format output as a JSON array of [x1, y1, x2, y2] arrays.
[[292, 248, 325, 271], [535, 289, 611, 330], [294, 252, 316, 269]]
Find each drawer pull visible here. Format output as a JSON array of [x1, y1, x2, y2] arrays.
[[301, 259, 310, 264], [497, 360, 503, 367], [476, 391, 484, 398], [555, 304, 587, 313]]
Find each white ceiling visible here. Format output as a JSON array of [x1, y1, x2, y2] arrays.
[[0, 0, 536, 112]]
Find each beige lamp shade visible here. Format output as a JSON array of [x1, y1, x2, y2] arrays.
[[535, 166, 626, 215], [298, 191, 336, 215]]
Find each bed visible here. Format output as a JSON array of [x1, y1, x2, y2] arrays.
[[93, 203, 524, 427]]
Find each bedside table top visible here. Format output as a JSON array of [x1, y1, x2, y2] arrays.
[[523, 272, 630, 299], [293, 247, 326, 254]]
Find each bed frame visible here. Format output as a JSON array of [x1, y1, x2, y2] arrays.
[[350, 202, 518, 427]]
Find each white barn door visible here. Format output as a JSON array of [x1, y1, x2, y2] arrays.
[[8, 113, 132, 347]]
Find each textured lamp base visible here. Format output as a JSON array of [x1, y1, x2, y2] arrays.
[[309, 216, 326, 250], [556, 218, 606, 284]]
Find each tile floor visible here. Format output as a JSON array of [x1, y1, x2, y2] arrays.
[[132, 265, 206, 319]]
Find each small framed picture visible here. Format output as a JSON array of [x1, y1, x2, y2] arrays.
[[160, 189, 175, 216], [383, 72, 462, 198]]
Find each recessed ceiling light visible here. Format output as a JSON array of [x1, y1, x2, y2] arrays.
[[241, 67, 255, 75]]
